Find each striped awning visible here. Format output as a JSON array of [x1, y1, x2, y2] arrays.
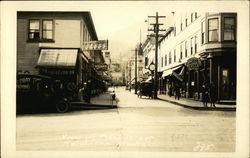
[[37, 49, 78, 68], [162, 65, 182, 77]]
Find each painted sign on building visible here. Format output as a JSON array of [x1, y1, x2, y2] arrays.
[[186, 57, 202, 70], [83, 40, 108, 50]]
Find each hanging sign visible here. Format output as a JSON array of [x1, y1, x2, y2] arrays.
[[186, 57, 202, 70], [95, 63, 108, 71], [83, 40, 108, 50]]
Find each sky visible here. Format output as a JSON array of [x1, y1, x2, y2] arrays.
[[83, 1, 175, 62]]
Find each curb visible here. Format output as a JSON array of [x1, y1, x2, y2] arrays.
[[157, 98, 236, 111]]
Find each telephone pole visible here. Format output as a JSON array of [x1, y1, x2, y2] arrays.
[[148, 12, 166, 99]]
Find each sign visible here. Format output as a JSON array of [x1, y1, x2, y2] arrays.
[[186, 57, 202, 70], [40, 68, 75, 76], [95, 63, 108, 71], [83, 40, 108, 50]]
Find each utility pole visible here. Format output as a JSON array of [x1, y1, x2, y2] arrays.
[[148, 12, 166, 99], [134, 48, 138, 94]]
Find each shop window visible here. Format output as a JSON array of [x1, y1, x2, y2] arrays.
[[208, 18, 219, 42], [42, 20, 53, 40], [29, 20, 40, 40], [224, 17, 235, 41], [201, 21, 205, 44]]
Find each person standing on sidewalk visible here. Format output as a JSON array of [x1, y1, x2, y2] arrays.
[[202, 82, 209, 107], [84, 80, 92, 103], [174, 84, 181, 100], [209, 82, 216, 107]]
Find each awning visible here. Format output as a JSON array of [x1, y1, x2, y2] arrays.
[[162, 65, 182, 78], [37, 49, 78, 68]]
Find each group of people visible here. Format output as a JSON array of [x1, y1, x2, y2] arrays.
[[202, 82, 216, 107], [168, 84, 181, 100]]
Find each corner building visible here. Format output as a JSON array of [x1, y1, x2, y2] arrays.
[[158, 12, 236, 102]]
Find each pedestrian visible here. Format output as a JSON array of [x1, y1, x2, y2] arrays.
[[174, 84, 181, 100], [202, 82, 209, 107], [209, 82, 216, 107], [84, 80, 92, 103], [168, 85, 173, 97]]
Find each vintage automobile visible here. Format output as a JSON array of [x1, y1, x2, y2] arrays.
[[137, 81, 153, 98], [16, 74, 71, 113]]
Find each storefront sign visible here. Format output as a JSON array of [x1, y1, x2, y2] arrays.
[[40, 69, 75, 76], [186, 57, 202, 70], [83, 40, 108, 50], [95, 63, 108, 71]]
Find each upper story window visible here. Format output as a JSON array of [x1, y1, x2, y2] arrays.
[[180, 44, 183, 59], [190, 37, 193, 55], [180, 23, 183, 31], [161, 57, 164, 67], [165, 54, 167, 66], [28, 19, 54, 41], [195, 12, 198, 19], [185, 41, 188, 57], [42, 20, 53, 40], [174, 49, 176, 62], [201, 21, 205, 44], [185, 18, 188, 27], [194, 36, 198, 53], [191, 13, 194, 22], [169, 52, 172, 64], [224, 17, 235, 41], [208, 18, 219, 42], [29, 20, 40, 40]]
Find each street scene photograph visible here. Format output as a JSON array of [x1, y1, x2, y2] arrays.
[[1, 1, 249, 158]]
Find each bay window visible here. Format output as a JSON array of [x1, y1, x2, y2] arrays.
[[224, 17, 235, 41]]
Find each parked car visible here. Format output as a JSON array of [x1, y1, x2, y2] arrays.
[[16, 74, 70, 113], [137, 81, 153, 98]]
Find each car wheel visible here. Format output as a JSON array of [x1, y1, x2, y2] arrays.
[[55, 101, 70, 113]]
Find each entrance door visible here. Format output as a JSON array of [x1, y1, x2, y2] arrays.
[[220, 69, 230, 99]]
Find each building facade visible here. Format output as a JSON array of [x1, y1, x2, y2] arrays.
[[17, 12, 107, 101], [143, 12, 236, 102]]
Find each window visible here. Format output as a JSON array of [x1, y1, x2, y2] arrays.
[[174, 49, 176, 62], [169, 52, 172, 64], [208, 18, 219, 42], [28, 19, 54, 41], [194, 36, 198, 53], [161, 57, 163, 67], [195, 12, 198, 19], [180, 44, 183, 59], [165, 54, 167, 66], [181, 23, 183, 31], [29, 20, 40, 40], [185, 18, 188, 26], [201, 21, 205, 44], [145, 57, 148, 67], [224, 17, 235, 41], [190, 38, 193, 55], [42, 20, 53, 39], [185, 41, 188, 57], [191, 13, 193, 22]]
